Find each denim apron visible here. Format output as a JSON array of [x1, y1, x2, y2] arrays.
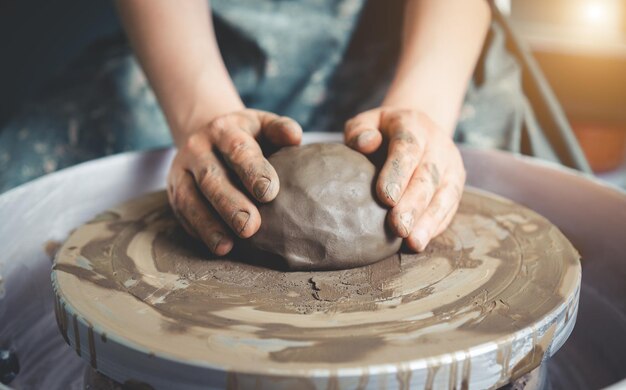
[[0, 1, 547, 193]]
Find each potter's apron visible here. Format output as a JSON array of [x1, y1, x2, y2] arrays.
[[0, 0, 563, 193]]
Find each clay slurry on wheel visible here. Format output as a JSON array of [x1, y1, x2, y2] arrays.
[[52, 187, 580, 385], [250, 143, 402, 271]]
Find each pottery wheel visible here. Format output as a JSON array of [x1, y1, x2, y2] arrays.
[[52, 188, 581, 390]]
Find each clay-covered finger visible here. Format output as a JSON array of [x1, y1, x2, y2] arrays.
[[433, 186, 462, 238], [432, 169, 465, 237], [231, 110, 301, 146], [169, 172, 234, 255], [211, 126, 280, 203], [167, 169, 197, 238], [262, 115, 303, 146], [387, 159, 440, 238], [407, 179, 462, 252], [376, 114, 424, 207], [189, 153, 261, 238], [344, 110, 383, 154]]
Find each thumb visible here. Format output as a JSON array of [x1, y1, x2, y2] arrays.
[[344, 109, 383, 154], [258, 112, 303, 147]]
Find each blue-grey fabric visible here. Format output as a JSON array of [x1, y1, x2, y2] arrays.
[[0, 1, 543, 193]]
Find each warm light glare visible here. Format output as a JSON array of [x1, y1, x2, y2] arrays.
[[572, 0, 623, 40], [581, 1, 610, 25]]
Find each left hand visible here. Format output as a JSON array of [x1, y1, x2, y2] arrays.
[[344, 107, 466, 252]]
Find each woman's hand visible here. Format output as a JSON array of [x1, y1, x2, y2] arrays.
[[167, 109, 302, 255], [345, 107, 466, 252], [339, 0, 487, 252]]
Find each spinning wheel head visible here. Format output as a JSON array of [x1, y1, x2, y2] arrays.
[[52, 188, 580, 389]]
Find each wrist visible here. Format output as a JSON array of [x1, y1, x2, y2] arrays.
[[168, 78, 245, 147], [381, 87, 460, 137]]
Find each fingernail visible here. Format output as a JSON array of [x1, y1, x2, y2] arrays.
[[413, 229, 429, 252], [385, 183, 401, 204], [399, 212, 414, 238], [253, 178, 271, 200], [356, 129, 377, 149], [232, 211, 250, 235], [208, 232, 225, 253], [283, 118, 301, 134]]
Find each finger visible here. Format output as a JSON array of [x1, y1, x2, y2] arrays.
[[167, 167, 197, 238], [406, 179, 463, 252], [224, 109, 302, 146], [169, 172, 234, 255], [433, 185, 463, 237], [344, 110, 383, 154], [261, 115, 303, 146], [210, 120, 280, 203], [376, 111, 424, 207], [189, 151, 262, 238], [386, 158, 440, 238], [433, 169, 465, 237]]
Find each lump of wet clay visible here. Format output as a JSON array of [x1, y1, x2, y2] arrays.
[[250, 143, 401, 271]]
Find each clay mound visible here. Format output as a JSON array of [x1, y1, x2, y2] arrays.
[[250, 143, 401, 271]]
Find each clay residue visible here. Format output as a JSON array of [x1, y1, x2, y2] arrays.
[[44, 240, 62, 261], [510, 322, 556, 380], [56, 209, 415, 320], [268, 336, 386, 363], [52, 189, 581, 377], [305, 255, 401, 303], [87, 211, 121, 224]]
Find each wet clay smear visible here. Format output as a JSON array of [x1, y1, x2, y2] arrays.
[[52, 189, 581, 376]]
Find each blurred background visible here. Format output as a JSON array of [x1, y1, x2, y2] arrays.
[[0, 0, 625, 187], [506, 0, 626, 186]]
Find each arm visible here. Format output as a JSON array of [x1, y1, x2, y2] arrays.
[[115, 0, 243, 146], [345, 0, 490, 251], [384, 0, 491, 134], [116, 0, 302, 254]]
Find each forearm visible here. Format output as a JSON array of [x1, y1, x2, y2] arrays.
[[115, 0, 243, 146], [383, 0, 491, 135]]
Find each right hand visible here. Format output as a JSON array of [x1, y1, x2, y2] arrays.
[[167, 109, 302, 255]]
